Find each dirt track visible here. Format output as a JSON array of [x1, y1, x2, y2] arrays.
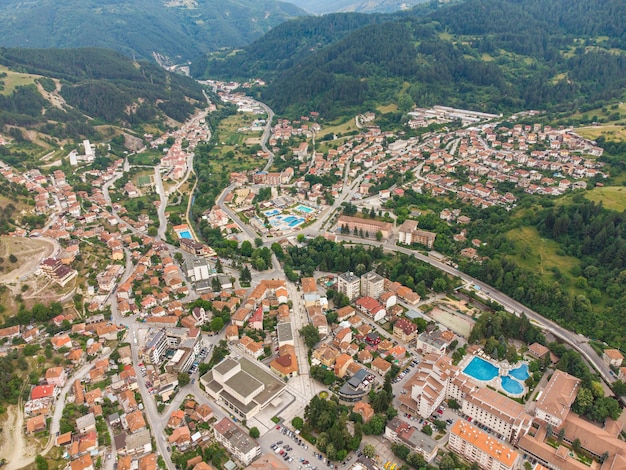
[[0, 237, 58, 286], [0, 404, 37, 470]]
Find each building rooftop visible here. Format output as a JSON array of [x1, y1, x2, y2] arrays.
[[339, 272, 360, 283], [215, 418, 259, 454], [225, 370, 264, 399], [277, 322, 293, 343], [214, 357, 238, 375], [536, 370, 580, 422], [451, 420, 518, 468]]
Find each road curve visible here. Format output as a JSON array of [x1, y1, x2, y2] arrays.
[[334, 235, 615, 387]]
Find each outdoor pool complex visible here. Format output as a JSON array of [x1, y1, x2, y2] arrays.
[[463, 357, 529, 395], [295, 205, 315, 214], [177, 230, 193, 239], [269, 214, 305, 229], [264, 209, 281, 217]]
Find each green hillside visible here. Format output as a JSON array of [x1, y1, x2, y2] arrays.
[[195, 0, 626, 118], [191, 12, 395, 79], [0, 0, 306, 62], [0, 48, 207, 158], [287, 0, 430, 14]]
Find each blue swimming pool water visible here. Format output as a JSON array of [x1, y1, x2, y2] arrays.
[[463, 357, 498, 381], [178, 230, 192, 239], [509, 363, 530, 381], [269, 215, 305, 229], [501, 375, 524, 394], [296, 205, 314, 214], [264, 209, 281, 217]]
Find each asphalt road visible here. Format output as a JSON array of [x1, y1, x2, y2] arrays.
[[333, 235, 615, 387]]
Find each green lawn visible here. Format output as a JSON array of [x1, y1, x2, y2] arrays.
[[0, 65, 40, 95], [585, 186, 626, 212], [576, 125, 626, 142], [506, 226, 582, 294]]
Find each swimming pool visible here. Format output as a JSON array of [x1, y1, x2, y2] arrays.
[[264, 209, 281, 217], [509, 363, 529, 381], [178, 230, 192, 239], [501, 375, 524, 394], [284, 215, 305, 227], [463, 357, 498, 381], [463, 356, 528, 396], [268, 214, 305, 230], [295, 205, 315, 214]]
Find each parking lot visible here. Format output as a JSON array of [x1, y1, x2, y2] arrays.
[[260, 424, 364, 470]]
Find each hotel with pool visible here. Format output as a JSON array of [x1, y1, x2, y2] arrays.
[[254, 203, 320, 234], [399, 352, 534, 443], [461, 355, 530, 397], [173, 223, 195, 240]]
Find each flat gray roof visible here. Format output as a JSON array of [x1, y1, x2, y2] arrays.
[[277, 322, 293, 343], [214, 358, 238, 375], [225, 370, 264, 399], [239, 356, 286, 406]]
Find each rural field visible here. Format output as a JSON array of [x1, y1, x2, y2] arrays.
[[584, 186, 626, 212], [0, 65, 39, 96], [506, 226, 583, 296]]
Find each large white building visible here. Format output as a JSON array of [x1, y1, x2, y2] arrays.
[[461, 387, 532, 443], [200, 356, 286, 421], [186, 257, 211, 282], [399, 353, 532, 443], [337, 272, 361, 301], [534, 369, 580, 427], [360, 271, 384, 299]]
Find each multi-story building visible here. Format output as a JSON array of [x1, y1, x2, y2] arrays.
[[186, 257, 211, 282], [393, 318, 418, 342], [144, 329, 168, 365], [213, 418, 261, 466], [534, 370, 580, 427], [449, 421, 519, 470], [200, 356, 286, 421], [461, 387, 532, 443], [337, 215, 393, 240], [399, 354, 451, 419], [397, 220, 437, 248], [45, 367, 68, 387], [385, 417, 439, 463], [360, 271, 384, 299], [337, 272, 361, 301]]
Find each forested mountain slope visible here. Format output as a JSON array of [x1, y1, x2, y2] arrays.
[[286, 0, 429, 14], [0, 48, 206, 143], [196, 0, 626, 118], [0, 0, 306, 62]]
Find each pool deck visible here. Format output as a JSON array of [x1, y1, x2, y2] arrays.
[[461, 353, 528, 398]]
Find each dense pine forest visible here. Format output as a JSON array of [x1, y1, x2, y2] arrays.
[[0, 48, 206, 139], [0, 0, 305, 62], [195, 0, 626, 118]]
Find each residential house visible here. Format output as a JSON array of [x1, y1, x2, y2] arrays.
[[603, 349, 624, 368], [353, 401, 374, 423], [371, 357, 392, 375], [393, 318, 418, 342]]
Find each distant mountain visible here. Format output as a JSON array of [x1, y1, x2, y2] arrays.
[[287, 0, 429, 14], [197, 0, 626, 118], [0, 0, 306, 62], [0, 48, 207, 144], [190, 12, 394, 80]]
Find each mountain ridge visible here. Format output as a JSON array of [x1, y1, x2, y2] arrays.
[[195, 0, 626, 118], [0, 0, 306, 62]]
